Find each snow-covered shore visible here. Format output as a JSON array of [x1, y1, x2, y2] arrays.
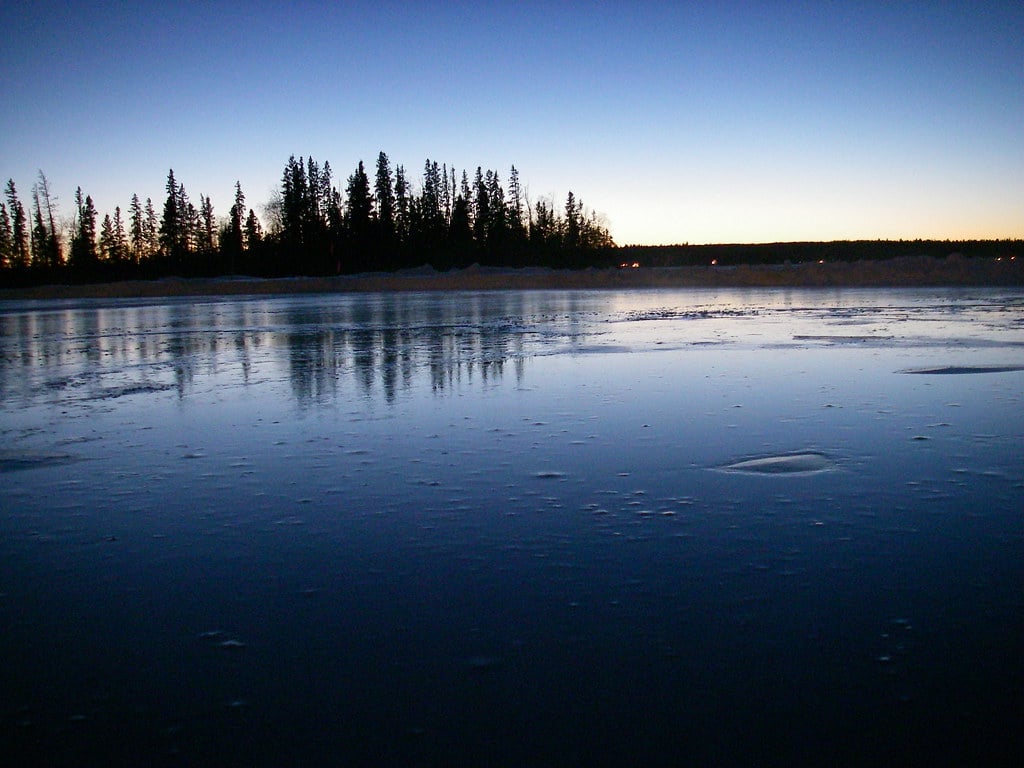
[[2, 255, 1021, 300]]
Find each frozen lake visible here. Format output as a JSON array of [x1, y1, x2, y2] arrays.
[[2, 287, 1022, 766]]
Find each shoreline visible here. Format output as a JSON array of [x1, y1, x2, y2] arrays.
[[2, 255, 1022, 301]]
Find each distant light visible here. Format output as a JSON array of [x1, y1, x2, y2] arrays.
[[818, 259, 825, 264], [710, 259, 717, 266]]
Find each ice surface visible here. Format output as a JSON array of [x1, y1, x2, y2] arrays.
[[1, 287, 1022, 766]]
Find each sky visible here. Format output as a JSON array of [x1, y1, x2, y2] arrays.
[[2, 1, 1022, 246]]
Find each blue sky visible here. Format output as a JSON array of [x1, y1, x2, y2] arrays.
[[2, 1, 1021, 245]]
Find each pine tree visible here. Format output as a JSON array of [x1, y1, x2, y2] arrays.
[[143, 197, 159, 261], [244, 208, 262, 248], [113, 206, 128, 262], [0, 203, 13, 269], [197, 196, 215, 254], [507, 166, 526, 238], [447, 194, 473, 267], [83, 196, 99, 263], [344, 160, 372, 268], [30, 189, 48, 268], [224, 183, 245, 271], [306, 158, 322, 226], [420, 160, 443, 231], [325, 188, 343, 243], [99, 214, 116, 261], [280, 155, 309, 250], [394, 165, 410, 245], [230, 183, 245, 252], [440, 163, 452, 226], [69, 188, 98, 270], [5, 180, 32, 269], [472, 167, 489, 247], [318, 160, 334, 228], [129, 194, 144, 264], [374, 151, 395, 239], [486, 170, 506, 244], [564, 191, 581, 250], [530, 196, 557, 254], [181, 186, 197, 256], [159, 170, 181, 260]]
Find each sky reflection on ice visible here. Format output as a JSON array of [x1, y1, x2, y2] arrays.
[[1, 287, 1022, 766]]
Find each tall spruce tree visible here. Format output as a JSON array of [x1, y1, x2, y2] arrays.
[[486, 170, 507, 255], [143, 197, 159, 261], [69, 188, 99, 270], [394, 165, 410, 245], [112, 206, 128, 262], [507, 166, 526, 240], [181, 187, 197, 255], [199, 195, 216, 254], [280, 155, 309, 251], [420, 160, 443, 231], [564, 191, 581, 250], [159, 170, 181, 260], [30, 189, 49, 268], [244, 209, 262, 248], [99, 214, 116, 261], [318, 160, 334, 227], [374, 151, 395, 240], [129, 193, 144, 264], [0, 203, 13, 269], [472, 167, 489, 247], [5, 180, 29, 269], [228, 182, 245, 266], [447, 194, 473, 267], [344, 160, 372, 269]]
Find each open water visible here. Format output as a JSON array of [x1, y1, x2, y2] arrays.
[[1, 287, 1022, 766]]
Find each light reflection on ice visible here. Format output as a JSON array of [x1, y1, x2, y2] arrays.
[[1, 288, 1022, 411]]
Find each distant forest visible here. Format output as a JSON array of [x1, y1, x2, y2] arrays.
[[615, 239, 1024, 267], [0, 153, 615, 286]]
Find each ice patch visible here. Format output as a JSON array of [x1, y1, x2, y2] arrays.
[[793, 334, 894, 344], [898, 365, 1024, 375], [0, 452, 79, 473], [717, 452, 833, 475]]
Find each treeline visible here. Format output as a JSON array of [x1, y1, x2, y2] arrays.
[[616, 240, 1024, 267], [0, 153, 615, 286]]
